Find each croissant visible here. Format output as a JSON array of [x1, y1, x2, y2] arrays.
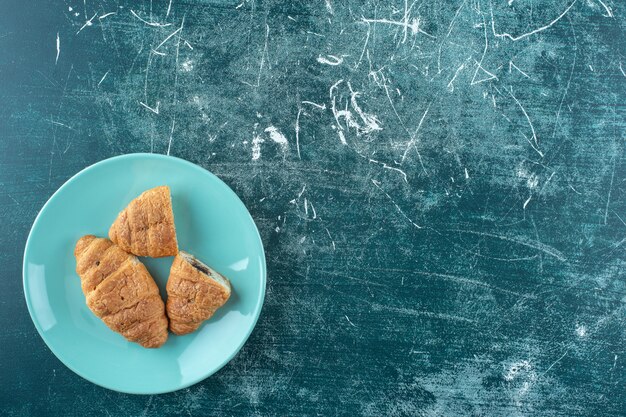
[[74, 235, 169, 348], [166, 252, 231, 335], [109, 185, 178, 258]]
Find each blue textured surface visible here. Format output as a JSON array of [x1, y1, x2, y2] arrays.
[[1, 0, 625, 415]]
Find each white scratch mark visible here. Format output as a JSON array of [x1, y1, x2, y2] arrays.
[[76, 12, 98, 35], [372, 180, 422, 229], [166, 0, 173, 17], [244, 23, 269, 88], [298, 185, 306, 198], [378, 70, 427, 175], [401, 103, 430, 163], [325, 228, 336, 250], [7, 194, 19, 206], [48, 120, 73, 130], [491, 1, 577, 41], [295, 108, 302, 159], [539, 171, 556, 195], [446, 0, 466, 37], [523, 195, 532, 210], [347, 81, 382, 133], [329, 79, 343, 125], [604, 157, 615, 225], [304, 198, 308, 216], [509, 87, 543, 157], [613, 211, 626, 228], [509, 61, 530, 78], [317, 54, 343, 66], [450, 229, 566, 261], [143, 51, 154, 109], [415, 270, 536, 298], [309, 201, 317, 219], [362, 13, 435, 43], [130, 9, 172, 27], [165, 16, 184, 156], [596, 0, 614, 17], [139, 396, 153, 417], [99, 12, 116, 20], [471, 18, 498, 86], [330, 80, 382, 138], [55, 33, 60, 65], [355, 22, 371, 69], [139, 101, 160, 114], [542, 350, 569, 377], [568, 184, 582, 195], [552, 15, 576, 139], [97, 70, 110, 87], [338, 130, 347, 145], [447, 62, 466, 92], [302, 101, 326, 109], [368, 157, 408, 183], [372, 303, 473, 323], [154, 26, 183, 51], [464, 168, 469, 179], [345, 315, 356, 327], [619, 62, 626, 77], [166, 119, 175, 155]]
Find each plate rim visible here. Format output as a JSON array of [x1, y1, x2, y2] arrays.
[[22, 153, 267, 395]]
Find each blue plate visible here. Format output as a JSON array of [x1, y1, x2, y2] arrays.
[[23, 154, 266, 394]]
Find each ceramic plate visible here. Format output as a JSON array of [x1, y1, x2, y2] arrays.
[[23, 154, 266, 394]]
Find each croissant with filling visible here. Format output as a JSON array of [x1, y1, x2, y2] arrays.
[[166, 252, 231, 335]]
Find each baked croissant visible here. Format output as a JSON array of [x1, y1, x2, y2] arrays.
[[109, 185, 178, 258], [74, 235, 169, 348], [166, 252, 231, 335]]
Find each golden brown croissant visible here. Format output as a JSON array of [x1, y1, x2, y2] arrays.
[[166, 252, 231, 335], [74, 235, 169, 348], [109, 186, 178, 258]]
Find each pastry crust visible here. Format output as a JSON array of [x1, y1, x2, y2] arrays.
[[166, 252, 231, 335], [74, 235, 169, 348], [109, 186, 178, 258]]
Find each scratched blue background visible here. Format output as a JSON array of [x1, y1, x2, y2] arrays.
[[1, 0, 625, 415]]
